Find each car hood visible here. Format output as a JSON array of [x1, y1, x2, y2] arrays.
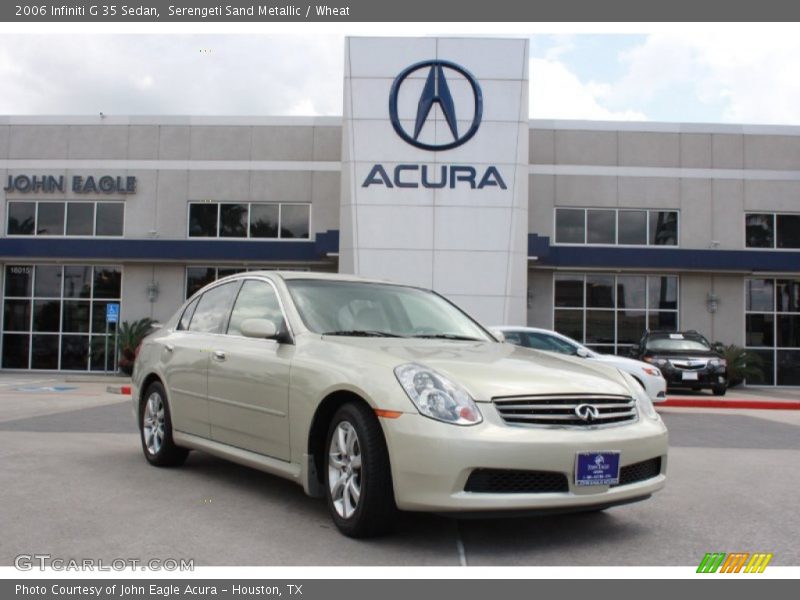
[[319, 337, 633, 401]]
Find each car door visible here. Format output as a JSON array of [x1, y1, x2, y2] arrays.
[[207, 278, 293, 461], [163, 282, 239, 439]]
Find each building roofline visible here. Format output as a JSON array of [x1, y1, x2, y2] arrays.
[[4, 115, 800, 136], [0, 115, 343, 127], [529, 118, 800, 136]]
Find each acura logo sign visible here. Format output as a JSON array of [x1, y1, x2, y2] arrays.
[[388, 60, 483, 151], [574, 404, 600, 422], [362, 59, 504, 190]]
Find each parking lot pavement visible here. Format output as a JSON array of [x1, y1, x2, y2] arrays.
[[0, 374, 128, 423], [1, 378, 799, 567]]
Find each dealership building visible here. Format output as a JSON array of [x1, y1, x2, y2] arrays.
[[1, 36, 799, 385]]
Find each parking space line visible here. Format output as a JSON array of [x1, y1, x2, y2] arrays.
[[455, 521, 467, 567], [0, 378, 57, 389]]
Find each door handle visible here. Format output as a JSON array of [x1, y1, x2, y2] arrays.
[[212, 350, 226, 361], [165, 344, 174, 353]]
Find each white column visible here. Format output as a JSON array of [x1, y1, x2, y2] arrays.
[[340, 37, 529, 326]]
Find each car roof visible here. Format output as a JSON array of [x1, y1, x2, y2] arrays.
[[646, 330, 705, 338], [218, 270, 412, 287], [493, 326, 553, 334]]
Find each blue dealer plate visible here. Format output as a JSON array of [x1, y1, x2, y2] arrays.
[[575, 452, 621, 486]]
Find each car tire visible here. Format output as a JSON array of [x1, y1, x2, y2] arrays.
[[712, 384, 727, 396], [139, 381, 189, 467], [324, 402, 397, 538]]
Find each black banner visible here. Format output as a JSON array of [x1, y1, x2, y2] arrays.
[[3, 579, 799, 600], [3, 0, 800, 22]]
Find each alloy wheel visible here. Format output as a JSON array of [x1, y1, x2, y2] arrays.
[[143, 392, 165, 455], [327, 421, 362, 519]]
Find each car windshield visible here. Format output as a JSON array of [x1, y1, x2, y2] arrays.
[[285, 279, 492, 341], [520, 331, 586, 355], [646, 335, 711, 352]]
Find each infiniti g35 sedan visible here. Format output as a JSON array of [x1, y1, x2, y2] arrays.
[[132, 272, 668, 538]]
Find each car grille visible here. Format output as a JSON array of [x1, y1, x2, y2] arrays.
[[669, 359, 708, 370], [611, 457, 662, 487], [464, 469, 569, 494], [493, 394, 637, 427]]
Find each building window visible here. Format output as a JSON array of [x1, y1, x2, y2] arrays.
[[554, 208, 678, 246], [185, 265, 310, 299], [188, 202, 311, 240], [2, 264, 122, 371], [6, 201, 124, 237], [746, 213, 800, 249], [553, 273, 679, 355], [744, 277, 800, 385]]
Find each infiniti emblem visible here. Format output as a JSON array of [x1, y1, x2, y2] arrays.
[[388, 59, 483, 151], [574, 404, 600, 422]]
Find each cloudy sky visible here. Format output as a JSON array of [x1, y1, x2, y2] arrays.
[[2, 32, 800, 124]]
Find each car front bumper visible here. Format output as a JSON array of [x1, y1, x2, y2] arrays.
[[381, 406, 668, 513], [662, 369, 727, 388], [643, 375, 668, 403]]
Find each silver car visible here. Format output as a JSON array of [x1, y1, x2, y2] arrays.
[[133, 272, 668, 537]]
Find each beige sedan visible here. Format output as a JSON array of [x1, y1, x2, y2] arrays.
[[132, 272, 668, 538]]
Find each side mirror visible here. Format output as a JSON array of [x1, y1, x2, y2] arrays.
[[240, 318, 278, 340], [576, 347, 591, 358], [489, 328, 505, 342]]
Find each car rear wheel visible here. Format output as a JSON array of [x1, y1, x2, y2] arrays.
[[712, 384, 727, 396], [139, 381, 189, 467], [324, 402, 396, 538]]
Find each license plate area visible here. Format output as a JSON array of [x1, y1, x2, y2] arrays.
[[575, 451, 620, 486], [682, 371, 699, 380]]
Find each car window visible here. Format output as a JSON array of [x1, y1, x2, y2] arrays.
[[227, 280, 285, 336], [529, 332, 578, 355], [501, 330, 526, 345], [645, 334, 710, 352], [548, 335, 581, 354], [188, 282, 238, 333], [177, 297, 199, 331], [525, 332, 556, 351]]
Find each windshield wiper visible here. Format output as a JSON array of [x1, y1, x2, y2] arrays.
[[322, 330, 406, 338], [411, 333, 484, 341]]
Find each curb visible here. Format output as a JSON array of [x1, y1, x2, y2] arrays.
[[659, 398, 800, 410], [106, 384, 132, 396]]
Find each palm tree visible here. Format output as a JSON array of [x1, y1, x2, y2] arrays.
[[116, 318, 156, 375], [712, 343, 765, 387]]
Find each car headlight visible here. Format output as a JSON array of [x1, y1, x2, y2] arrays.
[[394, 363, 482, 426], [619, 370, 660, 421], [644, 356, 668, 367], [642, 366, 661, 377], [708, 358, 727, 368]]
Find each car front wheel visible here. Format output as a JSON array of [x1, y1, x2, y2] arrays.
[[712, 384, 727, 396], [139, 381, 189, 467], [325, 402, 396, 538]]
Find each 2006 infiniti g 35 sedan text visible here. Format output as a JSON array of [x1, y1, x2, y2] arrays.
[[132, 272, 668, 537]]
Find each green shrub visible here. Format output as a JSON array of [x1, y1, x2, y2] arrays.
[[712, 342, 765, 387], [117, 318, 157, 375]]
